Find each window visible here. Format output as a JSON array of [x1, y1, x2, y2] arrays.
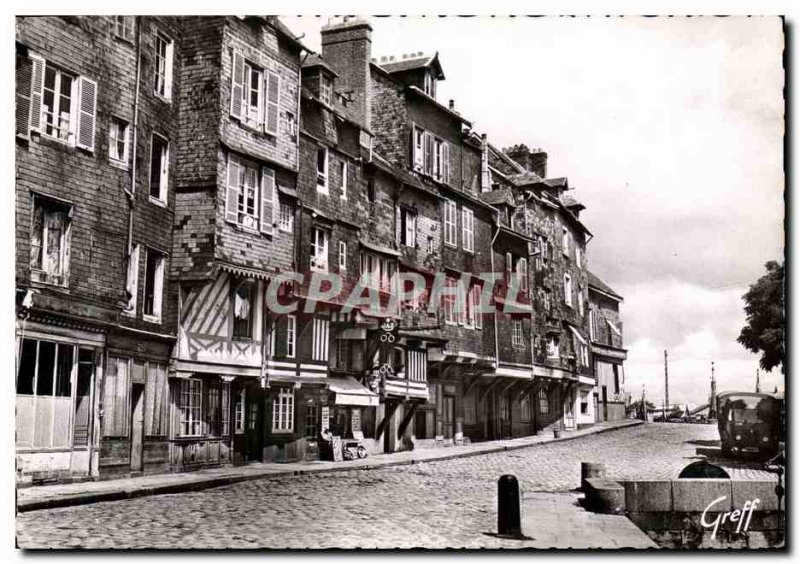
[[577, 286, 584, 316], [225, 154, 276, 233], [286, 315, 296, 358], [154, 33, 173, 100], [143, 248, 165, 322], [434, 139, 442, 180], [505, 252, 513, 284], [312, 317, 330, 362], [580, 392, 589, 415], [243, 61, 263, 128], [335, 339, 352, 371], [305, 404, 319, 438], [517, 257, 529, 293], [279, 202, 294, 232], [427, 237, 435, 254], [575, 244, 581, 267], [461, 207, 474, 252], [30, 196, 71, 287], [359, 252, 396, 292], [512, 319, 524, 348], [114, 16, 135, 42], [316, 148, 328, 193], [287, 111, 297, 137], [443, 199, 457, 247], [143, 362, 169, 437], [149, 134, 169, 203], [442, 276, 457, 325], [589, 309, 596, 341], [311, 227, 329, 271], [613, 365, 620, 394], [42, 65, 74, 142], [562, 226, 570, 257], [521, 395, 531, 422], [338, 241, 347, 271], [413, 128, 424, 171], [424, 71, 436, 98], [124, 244, 140, 315], [467, 284, 482, 329], [234, 389, 245, 434], [16, 339, 91, 448], [232, 278, 255, 339], [340, 161, 348, 200], [178, 379, 203, 436], [400, 208, 416, 247], [272, 388, 294, 433], [108, 117, 129, 166], [538, 388, 550, 414], [564, 273, 573, 307], [546, 336, 560, 359], [320, 75, 333, 105]]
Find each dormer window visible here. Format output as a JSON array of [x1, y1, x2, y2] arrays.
[[320, 75, 333, 106], [424, 70, 436, 98]]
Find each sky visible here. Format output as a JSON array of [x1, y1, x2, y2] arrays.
[[285, 16, 786, 407]]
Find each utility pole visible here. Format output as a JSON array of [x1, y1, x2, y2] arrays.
[[756, 369, 760, 393], [664, 350, 669, 421]]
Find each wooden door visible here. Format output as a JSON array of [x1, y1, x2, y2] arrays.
[[245, 390, 263, 462], [443, 395, 455, 439], [130, 384, 144, 472]]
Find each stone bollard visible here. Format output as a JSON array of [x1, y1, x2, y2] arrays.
[[581, 462, 607, 492], [497, 474, 521, 537]]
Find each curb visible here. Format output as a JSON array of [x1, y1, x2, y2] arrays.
[[17, 420, 643, 513]]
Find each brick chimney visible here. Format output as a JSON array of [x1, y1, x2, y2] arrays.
[[504, 145, 548, 178], [321, 17, 373, 129]]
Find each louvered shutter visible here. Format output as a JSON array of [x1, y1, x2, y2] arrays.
[[230, 50, 244, 119], [225, 155, 239, 224], [164, 40, 174, 99], [75, 76, 97, 151], [265, 70, 280, 135], [442, 142, 451, 185], [29, 55, 45, 133], [16, 55, 33, 137], [260, 166, 275, 234], [424, 132, 433, 174]]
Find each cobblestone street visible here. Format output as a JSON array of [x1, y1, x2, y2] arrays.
[[17, 423, 775, 549]]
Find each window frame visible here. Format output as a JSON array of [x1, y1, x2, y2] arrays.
[[443, 199, 457, 247], [178, 378, 204, 437], [339, 161, 348, 200], [319, 74, 333, 106], [142, 247, 165, 323], [272, 388, 295, 433], [108, 117, 130, 167], [338, 240, 347, 271], [461, 207, 474, 253], [29, 195, 71, 287], [154, 32, 174, 101], [400, 207, 417, 248], [279, 202, 294, 233], [511, 318, 525, 348], [286, 314, 296, 358], [310, 227, 329, 272], [316, 147, 329, 193], [148, 133, 169, 205], [231, 278, 256, 340], [113, 16, 135, 43]]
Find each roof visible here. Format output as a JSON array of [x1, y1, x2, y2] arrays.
[[376, 52, 445, 79], [488, 143, 526, 174], [588, 271, 624, 301], [508, 171, 545, 187], [479, 189, 515, 207], [270, 17, 313, 54], [545, 177, 569, 189], [560, 191, 585, 211], [301, 54, 340, 77], [405, 86, 472, 126]]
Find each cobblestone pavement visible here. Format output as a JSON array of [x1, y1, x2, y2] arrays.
[[17, 423, 776, 549]]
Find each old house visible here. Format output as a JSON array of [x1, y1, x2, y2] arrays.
[[588, 271, 628, 421]]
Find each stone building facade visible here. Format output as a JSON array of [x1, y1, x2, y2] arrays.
[[15, 15, 627, 484]]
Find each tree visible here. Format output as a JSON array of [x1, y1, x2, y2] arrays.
[[627, 399, 656, 418], [738, 261, 785, 373]]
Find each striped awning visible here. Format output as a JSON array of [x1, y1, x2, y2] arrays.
[[328, 376, 379, 407]]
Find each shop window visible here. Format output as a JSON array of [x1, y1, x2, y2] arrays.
[[178, 378, 203, 437], [305, 404, 319, 439], [521, 395, 532, 422], [272, 388, 294, 433], [538, 388, 550, 415], [580, 392, 589, 415], [234, 389, 245, 434]]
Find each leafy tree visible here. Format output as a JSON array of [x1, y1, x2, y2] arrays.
[[738, 261, 785, 373]]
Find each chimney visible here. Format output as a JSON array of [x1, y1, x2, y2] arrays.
[[321, 17, 373, 129], [448, 99, 454, 111], [504, 145, 548, 178]]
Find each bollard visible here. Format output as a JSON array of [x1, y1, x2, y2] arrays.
[[497, 474, 521, 537], [581, 462, 606, 491]]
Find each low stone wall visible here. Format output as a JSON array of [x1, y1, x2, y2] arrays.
[[584, 475, 783, 549]]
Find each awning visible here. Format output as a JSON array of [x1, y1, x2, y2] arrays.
[[359, 238, 401, 257], [567, 324, 588, 345], [605, 319, 622, 337], [328, 376, 379, 407], [217, 261, 275, 282], [493, 365, 532, 379], [277, 184, 299, 199]]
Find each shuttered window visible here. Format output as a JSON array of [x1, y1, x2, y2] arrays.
[[443, 199, 457, 247], [103, 355, 131, 437], [75, 76, 97, 151], [260, 166, 276, 234], [225, 153, 276, 234], [265, 70, 280, 135], [407, 350, 427, 382], [16, 52, 33, 137], [461, 207, 474, 252]]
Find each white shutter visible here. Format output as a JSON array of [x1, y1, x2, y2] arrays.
[[265, 70, 280, 135], [260, 166, 275, 234], [164, 40, 174, 100], [29, 55, 45, 133], [225, 155, 239, 224], [75, 76, 98, 151], [230, 50, 244, 119], [442, 142, 451, 185], [16, 55, 33, 137], [126, 245, 140, 312]]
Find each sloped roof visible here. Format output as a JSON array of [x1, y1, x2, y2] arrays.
[[377, 52, 445, 79], [479, 189, 515, 207], [545, 177, 569, 189], [301, 54, 340, 77], [508, 171, 545, 187], [588, 271, 623, 301]]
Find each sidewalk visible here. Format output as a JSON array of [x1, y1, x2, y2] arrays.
[[17, 419, 642, 512], [519, 492, 657, 549]]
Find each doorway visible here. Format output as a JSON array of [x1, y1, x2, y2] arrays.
[[245, 388, 263, 462], [443, 395, 455, 440], [130, 384, 145, 473], [601, 386, 608, 422]]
